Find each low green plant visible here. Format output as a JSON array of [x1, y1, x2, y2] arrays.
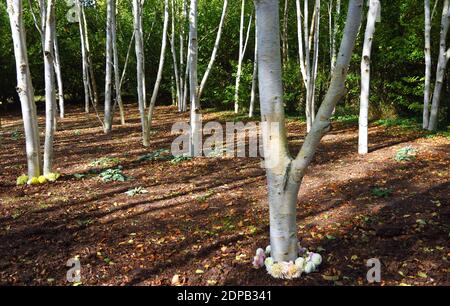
[[170, 154, 192, 164], [99, 166, 127, 182], [89, 156, 120, 167], [138, 149, 171, 162], [11, 130, 21, 141], [394, 146, 417, 162], [125, 187, 149, 196], [372, 187, 393, 198]]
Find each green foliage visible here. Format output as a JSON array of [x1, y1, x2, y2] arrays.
[[10, 130, 21, 141], [170, 154, 192, 164], [394, 146, 418, 162], [125, 187, 149, 197], [372, 187, 393, 198], [138, 149, 171, 162], [89, 157, 120, 167], [99, 166, 127, 182]]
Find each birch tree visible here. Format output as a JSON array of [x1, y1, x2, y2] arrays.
[[256, 0, 362, 263], [169, 0, 181, 108], [147, 0, 170, 130], [249, 9, 258, 118], [296, 0, 322, 132], [77, 0, 90, 113], [423, 0, 432, 129], [27, 0, 64, 118], [198, 0, 228, 100], [234, 0, 253, 114], [188, 0, 202, 156], [428, 0, 450, 131], [7, 0, 41, 178], [132, 0, 149, 146], [358, 0, 380, 155], [104, 0, 114, 134], [43, 0, 57, 175]]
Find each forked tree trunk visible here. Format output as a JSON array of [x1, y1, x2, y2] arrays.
[[428, 0, 450, 131], [43, 0, 56, 175], [358, 0, 380, 155], [147, 0, 170, 130], [255, 0, 362, 263], [7, 0, 41, 178], [133, 0, 150, 146], [189, 0, 202, 156], [198, 0, 228, 100]]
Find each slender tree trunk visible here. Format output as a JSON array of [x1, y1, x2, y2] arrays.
[[282, 0, 289, 65], [358, 0, 380, 155], [428, 0, 450, 131], [255, 0, 362, 264], [104, 0, 114, 134], [7, 0, 41, 178], [295, 0, 307, 85], [331, 0, 341, 72], [179, 0, 187, 112], [53, 31, 64, 119], [306, 0, 320, 130], [77, 1, 90, 113], [423, 0, 432, 129], [111, 0, 125, 125], [234, 0, 246, 114], [82, 8, 99, 109], [249, 11, 258, 118], [198, 0, 228, 100], [147, 0, 170, 130], [133, 0, 149, 146], [189, 0, 202, 156], [43, 0, 56, 175], [169, 0, 181, 108]]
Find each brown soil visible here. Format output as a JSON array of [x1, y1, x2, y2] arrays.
[[0, 105, 449, 286]]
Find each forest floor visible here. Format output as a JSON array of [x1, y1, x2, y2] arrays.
[[0, 104, 449, 286]]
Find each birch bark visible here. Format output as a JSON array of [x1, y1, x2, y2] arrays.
[[256, 0, 362, 263], [7, 0, 41, 178], [358, 0, 380, 155], [428, 0, 450, 131], [198, 0, 228, 100]]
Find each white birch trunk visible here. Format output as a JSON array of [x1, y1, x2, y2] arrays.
[[179, 0, 187, 112], [189, 0, 202, 156], [7, 0, 41, 178], [104, 0, 114, 134], [331, 0, 341, 72], [256, 0, 362, 264], [234, 0, 246, 114], [358, 0, 380, 155], [77, 1, 90, 113], [147, 0, 170, 130], [169, 0, 181, 108], [428, 0, 450, 131], [133, 0, 149, 146], [249, 11, 258, 118], [111, 0, 125, 125], [423, 0, 432, 129], [53, 31, 64, 119], [43, 0, 56, 175], [198, 0, 228, 100]]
